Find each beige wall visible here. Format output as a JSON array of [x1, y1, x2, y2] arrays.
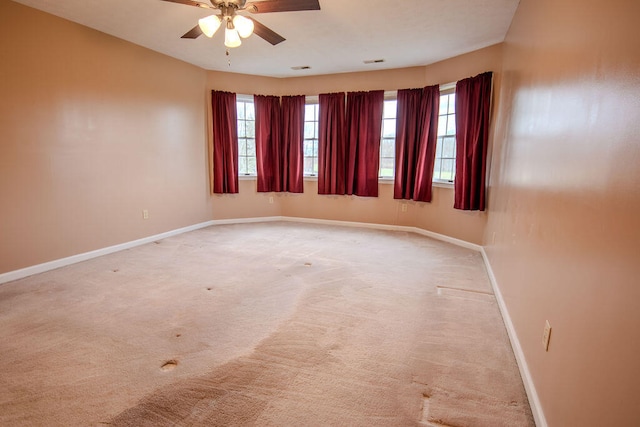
[[485, 0, 640, 425], [0, 1, 213, 273], [207, 45, 502, 244]]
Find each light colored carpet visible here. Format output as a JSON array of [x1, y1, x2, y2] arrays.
[[0, 222, 533, 426]]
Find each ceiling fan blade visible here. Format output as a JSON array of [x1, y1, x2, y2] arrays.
[[181, 25, 204, 39], [160, 0, 212, 8], [250, 18, 286, 45], [245, 0, 320, 13]]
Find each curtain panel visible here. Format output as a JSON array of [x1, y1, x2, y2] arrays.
[[394, 85, 440, 202], [318, 92, 347, 195], [210, 90, 239, 194], [454, 71, 493, 211], [345, 90, 385, 197], [254, 94, 282, 192], [281, 95, 305, 193]]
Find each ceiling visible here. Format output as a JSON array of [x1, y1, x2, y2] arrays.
[[12, 0, 520, 78]]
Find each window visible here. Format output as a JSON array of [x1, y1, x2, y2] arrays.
[[236, 96, 256, 175], [434, 92, 456, 182], [303, 102, 319, 176], [379, 99, 397, 178]]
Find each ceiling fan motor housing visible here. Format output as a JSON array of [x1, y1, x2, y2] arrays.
[[211, 0, 247, 8]]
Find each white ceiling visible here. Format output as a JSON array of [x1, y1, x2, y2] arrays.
[[12, 0, 520, 78]]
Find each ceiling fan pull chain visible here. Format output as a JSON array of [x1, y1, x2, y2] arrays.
[[226, 48, 231, 67]]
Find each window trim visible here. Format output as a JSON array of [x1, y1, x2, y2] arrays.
[[432, 86, 456, 186], [303, 96, 320, 177], [236, 94, 256, 177]]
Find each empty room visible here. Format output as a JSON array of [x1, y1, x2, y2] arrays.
[[1, 0, 638, 426]]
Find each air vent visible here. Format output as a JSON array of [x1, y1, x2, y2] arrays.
[[363, 59, 385, 64], [291, 65, 311, 70]]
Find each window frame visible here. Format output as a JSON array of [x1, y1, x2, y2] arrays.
[[379, 93, 397, 180], [303, 96, 320, 177], [433, 85, 457, 185], [236, 94, 256, 177]]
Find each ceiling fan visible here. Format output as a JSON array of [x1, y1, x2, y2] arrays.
[[160, 0, 321, 47]]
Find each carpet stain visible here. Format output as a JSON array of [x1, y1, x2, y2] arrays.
[[160, 360, 178, 372], [421, 393, 431, 423], [304, 262, 312, 267]]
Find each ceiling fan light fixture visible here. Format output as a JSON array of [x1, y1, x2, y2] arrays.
[[233, 15, 254, 38], [224, 26, 242, 48], [198, 15, 221, 38]]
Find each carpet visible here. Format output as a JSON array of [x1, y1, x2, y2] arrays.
[[0, 222, 533, 426]]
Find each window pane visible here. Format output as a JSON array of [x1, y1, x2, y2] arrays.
[[443, 136, 456, 158], [383, 100, 397, 119], [437, 116, 447, 137], [439, 95, 449, 115], [238, 157, 247, 175], [446, 114, 456, 135], [305, 104, 317, 120], [246, 139, 256, 156], [238, 138, 247, 156], [303, 140, 315, 157], [436, 136, 444, 158], [441, 159, 454, 181], [236, 102, 245, 120], [379, 158, 394, 177], [237, 121, 245, 138], [448, 94, 455, 114], [247, 157, 257, 175], [304, 122, 316, 139], [246, 120, 255, 138], [381, 138, 395, 157], [245, 104, 255, 120], [313, 158, 318, 175], [304, 157, 314, 175], [382, 119, 396, 137], [433, 159, 442, 180]]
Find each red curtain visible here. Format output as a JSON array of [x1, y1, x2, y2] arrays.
[[454, 72, 493, 211], [345, 90, 384, 197], [394, 85, 440, 202], [318, 92, 346, 195], [254, 95, 282, 192], [281, 95, 305, 193], [211, 90, 239, 194]]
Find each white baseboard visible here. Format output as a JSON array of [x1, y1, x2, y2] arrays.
[[481, 248, 547, 427], [278, 216, 482, 252], [0, 220, 217, 285]]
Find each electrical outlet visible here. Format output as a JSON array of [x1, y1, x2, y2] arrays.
[[269, 196, 274, 204], [142, 209, 149, 220], [542, 320, 552, 351], [401, 203, 407, 212]]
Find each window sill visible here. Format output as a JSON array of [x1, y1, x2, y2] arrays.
[[433, 180, 454, 189]]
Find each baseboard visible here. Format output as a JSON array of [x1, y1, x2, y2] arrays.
[[0, 220, 217, 285], [279, 216, 482, 252], [481, 248, 547, 427], [1, 216, 482, 285]]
